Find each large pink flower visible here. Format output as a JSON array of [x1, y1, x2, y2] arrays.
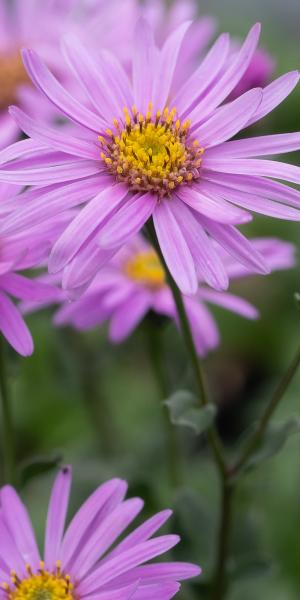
[[0, 468, 200, 600], [0, 20, 300, 296], [35, 235, 294, 357]]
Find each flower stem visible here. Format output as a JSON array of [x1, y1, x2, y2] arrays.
[[232, 344, 300, 476], [212, 481, 234, 600], [145, 220, 227, 477], [146, 317, 181, 487], [0, 337, 15, 484]]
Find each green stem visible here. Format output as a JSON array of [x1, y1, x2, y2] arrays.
[[232, 345, 300, 476], [211, 481, 234, 600], [146, 318, 181, 487], [145, 221, 227, 477], [0, 337, 15, 484]]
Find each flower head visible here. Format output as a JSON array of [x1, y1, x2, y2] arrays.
[[0, 468, 200, 600], [0, 20, 300, 296], [30, 235, 295, 357]]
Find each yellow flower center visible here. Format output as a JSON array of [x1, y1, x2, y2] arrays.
[[2, 563, 75, 600], [0, 51, 29, 109], [124, 249, 165, 289], [99, 104, 204, 198]]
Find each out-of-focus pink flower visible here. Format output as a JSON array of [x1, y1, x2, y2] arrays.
[[230, 47, 275, 101], [0, 20, 300, 297], [34, 235, 295, 357], [0, 181, 71, 355], [0, 467, 200, 599]]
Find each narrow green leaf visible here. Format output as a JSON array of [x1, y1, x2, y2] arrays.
[[246, 417, 300, 471], [164, 390, 216, 434], [19, 452, 63, 487]]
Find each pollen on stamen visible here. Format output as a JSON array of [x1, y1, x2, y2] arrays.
[[99, 104, 204, 198], [2, 563, 75, 600]]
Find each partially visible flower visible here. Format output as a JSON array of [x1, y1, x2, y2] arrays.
[[33, 235, 295, 357], [0, 20, 300, 297], [0, 182, 71, 356], [0, 467, 200, 600], [230, 47, 274, 101]]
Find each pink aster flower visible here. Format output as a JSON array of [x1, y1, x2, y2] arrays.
[[0, 467, 200, 600], [0, 0, 83, 146], [29, 235, 295, 357], [0, 181, 71, 356], [0, 20, 300, 297]]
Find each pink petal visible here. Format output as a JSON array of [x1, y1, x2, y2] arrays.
[[45, 467, 72, 569], [97, 193, 156, 249], [153, 203, 197, 295], [195, 88, 263, 147], [49, 184, 127, 273], [0, 485, 40, 567], [0, 293, 33, 356]]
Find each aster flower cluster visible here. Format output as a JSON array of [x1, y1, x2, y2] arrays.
[[0, 0, 298, 356], [0, 2, 299, 598]]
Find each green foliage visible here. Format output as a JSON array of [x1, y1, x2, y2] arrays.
[[165, 390, 217, 435]]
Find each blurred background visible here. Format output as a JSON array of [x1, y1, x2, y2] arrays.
[[1, 1, 300, 599]]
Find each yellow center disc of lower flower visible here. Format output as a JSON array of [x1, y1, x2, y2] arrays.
[[0, 51, 29, 109], [124, 249, 165, 289], [99, 104, 204, 198], [2, 564, 74, 600]]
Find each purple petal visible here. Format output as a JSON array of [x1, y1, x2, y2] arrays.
[[170, 198, 229, 290], [203, 157, 300, 185], [0, 292, 33, 356], [200, 217, 269, 275], [78, 536, 180, 595], [153, 202, 197, 295], [109, 291, 152, 343], [9, 106, 99, 160], [49, 184, 128, 273], [97, 193, 156, 249], [246, 70, 300, 126], [62, 479, 127, 571], [133, 19, 157, 114], [199, 289, 259, 319], [22, 49, 107, 132], [0, 485, 40, 566], [45, 467, 72, 569], [0, 176, 107, 237], [74, 499, 144, 581], [206, 132, 300, 158], [189, 23, 261, 124], [152, 21, 191, 111], [174, 33, 230, 116], [178, 185, 251, 224], [194, 88, 263, 147]]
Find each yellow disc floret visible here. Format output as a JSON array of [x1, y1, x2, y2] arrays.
[[2, 563, 75, 600], [124, 249, 165, 289], [99, 104, 204, 198]]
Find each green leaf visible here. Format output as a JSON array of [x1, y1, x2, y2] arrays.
[[245, 417, 300, 471], [19, 452, 63, 487], [164, 390, 216, 435]]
